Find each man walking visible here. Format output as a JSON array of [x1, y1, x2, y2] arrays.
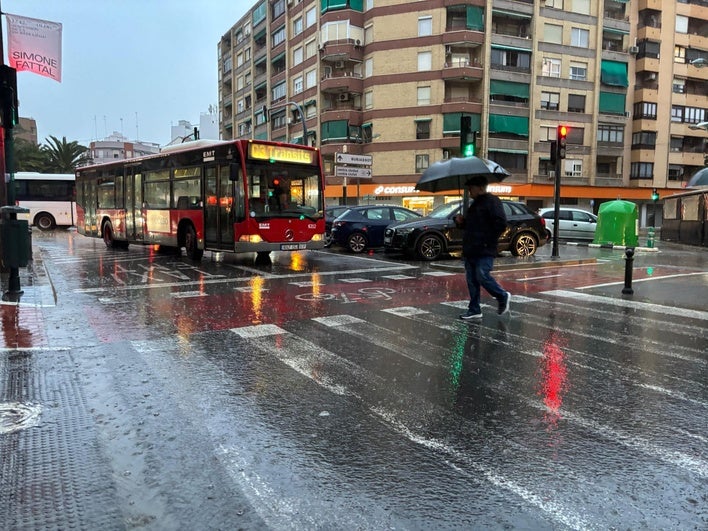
[[454, 175, 511, 320]]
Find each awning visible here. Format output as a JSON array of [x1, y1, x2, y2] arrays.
[[489, 80, 529, 98], [362, 122, 372, 128], [488, 114, 529, 136], [492, 8, 532, 19], [414, 118, 432, 122], [466, 6, 484, 31], [599, 91, 626, 114], [304, 99, 317, 106], [488, 148, 528, 154], [491, 44, 531, 53], [254, 81, 267, 91], [254, 55, 267, 66], [253, 28, 266, 41], [601, 60, 628, 87], [603, 27, 630, 35], [443, 113, 480, 134], [271, 51, 286, 63]]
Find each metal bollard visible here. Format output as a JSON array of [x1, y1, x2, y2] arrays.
[[622, 247, 635, 295], [646, 227, 655, 248]]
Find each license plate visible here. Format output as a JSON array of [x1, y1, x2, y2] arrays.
[[280, 243, 307, 251]]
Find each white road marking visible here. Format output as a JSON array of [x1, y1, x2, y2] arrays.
[[518, 274, 564, 281], [543, 289, 708, 321]]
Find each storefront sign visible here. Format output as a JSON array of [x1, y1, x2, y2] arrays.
[[374, 185, 419, 195]]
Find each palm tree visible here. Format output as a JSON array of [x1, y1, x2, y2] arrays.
[[14, 137, 49, 172], [41, 135, 90, 172]]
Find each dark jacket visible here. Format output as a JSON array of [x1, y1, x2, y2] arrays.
[[460, 193, 507, 258]]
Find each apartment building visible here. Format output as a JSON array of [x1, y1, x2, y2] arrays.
[[218, 0, 707, 224]]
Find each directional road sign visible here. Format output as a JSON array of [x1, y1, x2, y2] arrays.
[[335, 166, 372, 179], [335, 153, 373, 166]]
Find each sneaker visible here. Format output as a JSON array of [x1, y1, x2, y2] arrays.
[[459, 311, 483, 320], [498, 292, 511, 315]]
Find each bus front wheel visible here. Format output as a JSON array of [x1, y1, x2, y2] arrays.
[[35, 212, 56, 231], [103, 221, 119, 248], [183, 225, 203, 261]]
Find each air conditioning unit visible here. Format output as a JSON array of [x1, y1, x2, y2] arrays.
[[338, 93, 350, 102], [646, 73, 657, 81], [334, 60, 345, 68], [629, 46, 639, 54], [355, 39, 361, 47]]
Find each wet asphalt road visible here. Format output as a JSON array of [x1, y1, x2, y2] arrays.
[[1, 230, 706, 530]]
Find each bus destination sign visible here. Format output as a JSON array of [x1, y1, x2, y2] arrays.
[[249, 142, 314, 165]]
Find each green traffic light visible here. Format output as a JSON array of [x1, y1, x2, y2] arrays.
[[462, 143, 475, 157]]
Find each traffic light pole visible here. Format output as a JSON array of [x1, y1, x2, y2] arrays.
[[551, 155, 561, 258]]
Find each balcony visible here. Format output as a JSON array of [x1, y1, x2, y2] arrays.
[[320, 70, 363, 95], [320, 39, 364, 64], [442, 59, 484, 81]]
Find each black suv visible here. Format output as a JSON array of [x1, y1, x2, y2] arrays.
[[384, 200, 547, 260]]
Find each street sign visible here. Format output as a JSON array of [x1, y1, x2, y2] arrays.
[[335, 153, 373, 166], [335, 166, 372, 179]]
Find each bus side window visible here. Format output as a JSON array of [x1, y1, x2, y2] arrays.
[[176, 196, 189, 210]]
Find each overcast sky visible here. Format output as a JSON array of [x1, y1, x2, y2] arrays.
[[2, 0, 249, 147]]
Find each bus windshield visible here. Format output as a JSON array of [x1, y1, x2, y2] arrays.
[[246, 162, 323, 219]]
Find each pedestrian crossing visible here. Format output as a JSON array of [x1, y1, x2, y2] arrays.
[[129, 295, 706, 529]]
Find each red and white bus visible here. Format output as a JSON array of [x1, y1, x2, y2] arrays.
[[75, 139, 326, 260]]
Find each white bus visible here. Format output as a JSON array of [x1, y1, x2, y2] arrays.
[[11, 172, 77, 230]]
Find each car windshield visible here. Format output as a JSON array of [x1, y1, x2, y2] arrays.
[[428, 201, 462, 219]]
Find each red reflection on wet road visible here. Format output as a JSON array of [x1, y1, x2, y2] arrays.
[[537, 331, 568, 432], [0, 303, 44, 349]]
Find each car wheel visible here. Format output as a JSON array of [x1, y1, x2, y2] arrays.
[[511, 232, 538, 257], [347, 232, 368, 253], [324, 231, 333, 247], [416, 234, 444, 261], [35, 212, 56, 231], [183, 224, 204, 261]]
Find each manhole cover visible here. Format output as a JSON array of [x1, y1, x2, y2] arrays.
[[0, 402, 42, 434]]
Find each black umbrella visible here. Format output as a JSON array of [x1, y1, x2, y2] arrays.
[[415, 156, 511, 193], [687, 167, 708, 187]]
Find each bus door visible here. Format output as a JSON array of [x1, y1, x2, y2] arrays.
[[204, 164, 236, 250], [83, 177, 98, 236], [125, 167, 144, 241]]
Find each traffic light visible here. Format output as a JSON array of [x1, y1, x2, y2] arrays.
[[652, 188, 659, 202], [556, 125, 569, 159], [460, 115, 476, 157], [0, 65, 18, 129]]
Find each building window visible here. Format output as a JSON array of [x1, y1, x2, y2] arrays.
[[598, 124, 624, 143], [415, 154, 430, 173], [570, 0, 590, 15], [671, 106, 684, 123], [668, 165, 684, 182], [305, 39, 317, 59], [631, 131, 656, 148], [675, 15, 688, 34], [293, 17, 303, 36], [544, 24, 562, 44], [418, 16, 432, 37], [670, 136, 683, 152], [364, 90, 373, 110], [272, 0, 285, 20], [417, 51, 432, 71], [293, 76, 303, 95], [236, 53, 243, 68], [272, 81, 286, 101], [545, 0, 563, 8], [306, 7, 316, 28], [305, 69, 317, 89], [540, 126, 556, 142], [675, 46, 686, 63], [571, 28, 589, 48], [417, 86, 431, 105], [365, 58, 373, 77], [567, 94, 585, 113], [673, 78, 685, 93], [305, 101, 317, 119], [542, 58, 561, 78], [633, 102, 657, 119], [293, 46, 303, 66], [272, 26, 286, 47], [541, 91, 560, 110], [569, 62, 587, 81], [415, 120, 431, 140], [272, 112, 287, 130], [563, 160, 582, 177], [630, 162, 654, 179], [685, 107, 706, 124]]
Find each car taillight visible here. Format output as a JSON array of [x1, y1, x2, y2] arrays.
[[539, 217, 546, 227], [333, 220, 346, 228]]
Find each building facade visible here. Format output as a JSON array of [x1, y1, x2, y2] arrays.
[[218, 0, 708, 225], [88, 132, 160, 166]]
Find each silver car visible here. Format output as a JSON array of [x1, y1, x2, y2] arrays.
[[539, 207, 597, 241]]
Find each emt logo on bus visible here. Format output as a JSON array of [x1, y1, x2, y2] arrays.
[[249, 142, 314, 165]]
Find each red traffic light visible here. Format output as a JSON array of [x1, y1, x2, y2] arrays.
[[558, 125, 569, 137]]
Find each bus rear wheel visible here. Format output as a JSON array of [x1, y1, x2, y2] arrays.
[[103, 221, 118, 248], [183, 224, 203, 261], [35, 212, 56, 231]]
